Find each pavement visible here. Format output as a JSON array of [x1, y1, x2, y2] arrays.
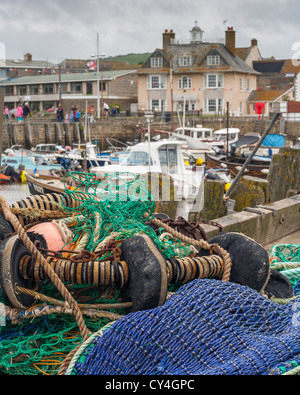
[[264, 230, 300, 251]]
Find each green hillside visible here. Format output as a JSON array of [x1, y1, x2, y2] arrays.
[[105, 53, 151, 65]]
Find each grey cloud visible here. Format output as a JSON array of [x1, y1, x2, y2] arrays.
[[0, 0, 298, 62]]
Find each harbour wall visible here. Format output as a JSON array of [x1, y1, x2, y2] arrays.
[[2, 115, 300, 150], [200, 194, 300, 247]]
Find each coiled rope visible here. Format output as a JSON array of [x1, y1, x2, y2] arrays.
[[0, 194, 91, 342]]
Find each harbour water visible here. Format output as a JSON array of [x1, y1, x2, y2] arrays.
[[0, 183, 30, 206]]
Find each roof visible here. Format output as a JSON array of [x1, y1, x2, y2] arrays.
[[2, 59, 57, 69], [2, 69, 137, 85], [140, 43, 258, 75], [253, 59, 300, 75], [253, 60, 285, 73], [247, 88, 292, 102], [235, 47, 252, 62]]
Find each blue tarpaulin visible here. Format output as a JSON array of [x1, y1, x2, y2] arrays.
[[261, 134, 285, 147]]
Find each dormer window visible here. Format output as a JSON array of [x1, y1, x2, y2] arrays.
[[207, 55, 220, 65], [178, 56, 192, 67], [151, 57, 163, 67]]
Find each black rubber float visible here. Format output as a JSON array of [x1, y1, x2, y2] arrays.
[[264, 269, 294, 299], [198, 232, 271, 293], [0, 232, 48, 309], [198, 232, 294, 297], [0, 214, 14, 242], [120, 234, 169, 312]]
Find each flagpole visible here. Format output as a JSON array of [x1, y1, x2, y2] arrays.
[[96, 33, 100, 119]]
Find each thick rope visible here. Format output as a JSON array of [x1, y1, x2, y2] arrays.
[[148, 216, 232, 282], [0, 194, 91, 342]]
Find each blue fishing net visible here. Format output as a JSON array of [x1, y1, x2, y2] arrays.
[[69, 279, 300, 376]]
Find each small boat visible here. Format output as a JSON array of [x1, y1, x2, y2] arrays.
[[211, 128, 240, 153], [0, 173, 13, 184], [233, 133, 286, 158], [205, 153, 271, 178], [56, 142, 110, 171], [26, 174, 66, 195], [1, 154, 63, 176], [90, 139, 206, 217], [175, 124, 214, 140]]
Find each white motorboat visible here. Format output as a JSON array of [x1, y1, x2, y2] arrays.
[[90, 139, 205, 218], [211, 128, 240, 153]]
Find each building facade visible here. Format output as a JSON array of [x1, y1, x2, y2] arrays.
[[138, 25, 258, 117], [2, 69, 138, 113]]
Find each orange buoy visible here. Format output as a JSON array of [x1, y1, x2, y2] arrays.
[[27, 221, 66, 251]]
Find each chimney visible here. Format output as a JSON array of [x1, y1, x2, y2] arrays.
[[251, 38, 258, 47], [163, 29, 176, 51], [225, 27, 236, 56], [24, 53, 32, 61]]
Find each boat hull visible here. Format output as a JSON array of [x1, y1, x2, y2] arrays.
[[27, 174, 65, 196], [205, 153, 270, 178]]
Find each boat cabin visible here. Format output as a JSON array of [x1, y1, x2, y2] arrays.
[[175, 125, 214, 141]]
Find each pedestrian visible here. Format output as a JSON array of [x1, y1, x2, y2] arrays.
[[57, 105, 64, 122], [111, 106, 116, 117], [75, 108, 81, 122], [16, 103, 23, 123], [23, 102, 31, 120], [103, 102, 109, 118], [89, 105, 96, 123], [116, 105, 120, 118], [64, 112, 70, 123], [4, 106, 9, 120]]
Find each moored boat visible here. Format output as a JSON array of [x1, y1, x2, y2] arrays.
[[205, 152, 271, 178]]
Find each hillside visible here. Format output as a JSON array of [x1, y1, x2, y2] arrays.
[[105, 53, 151, 65]]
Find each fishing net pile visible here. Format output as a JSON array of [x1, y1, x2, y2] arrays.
[[269, 244, 300, 288], [66, 279, 300, 376], [1, 171, 300, 375], [0, 172, 193, 375]]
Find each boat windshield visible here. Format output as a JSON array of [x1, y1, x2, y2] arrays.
[[121, 151, 153, 166]]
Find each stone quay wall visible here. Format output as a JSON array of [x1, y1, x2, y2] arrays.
[[2, 115, 300, 150]]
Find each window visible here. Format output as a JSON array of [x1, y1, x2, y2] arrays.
[[99, 81, 106, 91], [148, 99, 165, 112], [43, 84, 54, 94], [204, 99, 223, 113], [178, 56, 192, 66], [204, 74, 223, 88], [18, 85, 27, 95], [246, 79, 250, 92], [30, 85, 40, 95], [71, 82, 82, 93], [207, 55, 220, 65], [122, 151, 153, 166], [60, 83, 68, 93], [147, 75, 166, 89], [5, 86, 14, 96], [240, 78, 243, 92], [158, 145, 178, 174], [239, 102, 243, 114], [179, 75, 192, 89], [86, 82, 93, 94], [151, 57, 163, 67]]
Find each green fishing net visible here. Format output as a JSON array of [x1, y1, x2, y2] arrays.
[[0, 172, 190, 375]]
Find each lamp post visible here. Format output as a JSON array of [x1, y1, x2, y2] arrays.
[[91, 33, 105, 150]]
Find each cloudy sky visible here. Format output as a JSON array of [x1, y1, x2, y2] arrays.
[[0, 0, 299, 64]]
